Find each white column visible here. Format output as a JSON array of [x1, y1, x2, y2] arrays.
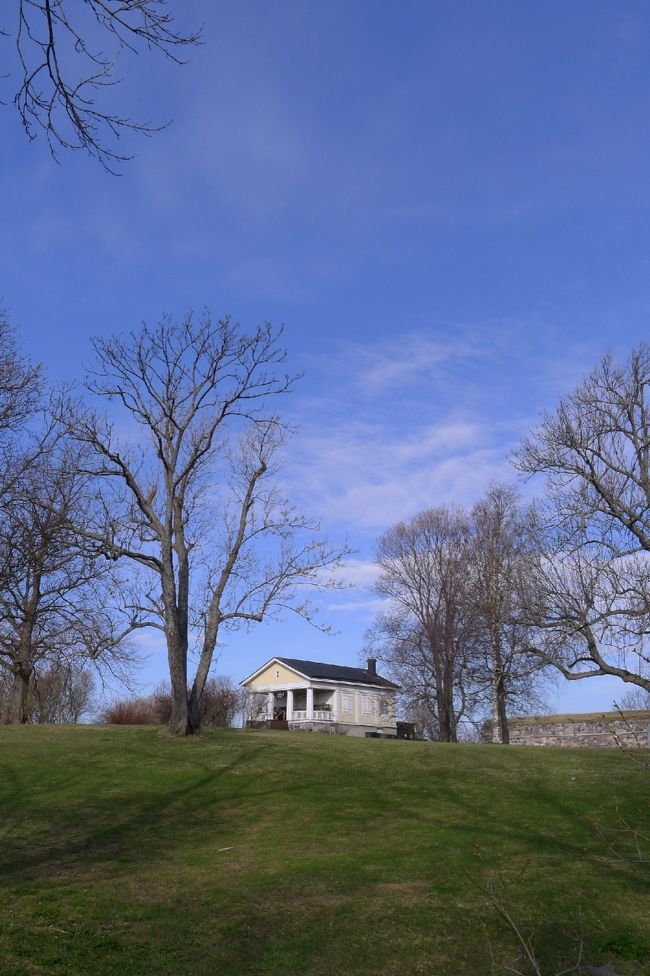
[[286, 689, 293, 721], [267, 692, 273, 719], [306, 687, 314, 719]]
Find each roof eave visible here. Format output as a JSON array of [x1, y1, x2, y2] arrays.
[[239, 657, 310, 687]]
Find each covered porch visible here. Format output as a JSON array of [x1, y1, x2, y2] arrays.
[[254, 688, 337, 723]]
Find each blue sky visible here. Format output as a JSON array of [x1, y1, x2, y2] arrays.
[[2, 1, 650, 712]]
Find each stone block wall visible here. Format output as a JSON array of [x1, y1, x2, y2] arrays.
[[507, 710, 650, 749]]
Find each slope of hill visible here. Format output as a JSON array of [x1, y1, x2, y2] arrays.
[[0, 725, 648, 976]]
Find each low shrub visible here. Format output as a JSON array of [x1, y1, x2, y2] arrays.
[[100, 677, 244, 727], [150, 677, 243, 727], [100, 698, 156, 725]]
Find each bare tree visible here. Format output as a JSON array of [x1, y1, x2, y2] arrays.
[[0, 313, 70, 614], [368, 506, 477, 742], [469, 485, 548, 744], [367, 611, 481, 741], [0, 318, 133, 722], [515, 344, 650, 696], [0, 313, 40, 438], [30, 664, 95, 723], [61, 313, 348, 735], [0, 313, 43, 498], [0, 444, 134, 723], [616, 686, 650, 710], [3, 1, 201, 170]]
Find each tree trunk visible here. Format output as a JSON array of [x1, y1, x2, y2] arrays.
[[447, 698, 458, 743], [8, 667, 31, 724], [436, 680, 457, 742], [491, 679, 500, 743], [187, 670, 207, 734], [187, 619, 222, 735], [167, 632, 190, 735], [161, 549, 192, 734], [432, 650, 451, 742], [168, 671, 190, 734], [496, 674, 509, 744], [441, 641, 458, 743], [490, 634, 510, 744]]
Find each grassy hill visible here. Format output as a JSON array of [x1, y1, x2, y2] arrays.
[[0, 726, 648, 976]]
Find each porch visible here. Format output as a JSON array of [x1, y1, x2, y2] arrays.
[[252, 688, 337, 723]]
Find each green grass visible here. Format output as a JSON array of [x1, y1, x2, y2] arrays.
[[0, 726, 648, 976]]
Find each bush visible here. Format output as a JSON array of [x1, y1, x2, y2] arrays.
[[100, 676, 244, 727], [151, 677, 243, 727], [100, 697, 156, 725], [149, 685, 172, 724], [200, 677, 244, 727]]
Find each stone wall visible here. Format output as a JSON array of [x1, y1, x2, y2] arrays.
[[507, 710, 650, 749]]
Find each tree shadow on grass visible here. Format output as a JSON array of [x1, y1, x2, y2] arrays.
[[0, 742, 284, 882]]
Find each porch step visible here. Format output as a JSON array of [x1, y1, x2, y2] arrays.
[[245, 719, 289, 731]]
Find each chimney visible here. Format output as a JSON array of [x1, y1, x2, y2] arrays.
[[367, 657, 377, 675]]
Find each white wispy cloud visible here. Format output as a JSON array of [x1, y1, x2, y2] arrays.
[[282, 322, 597, 537], [345, 334, 491, 396], [288, 426, 511, 532], [327, 596, 387, 615], [336, 558, 382, 589], [321, 560, 386, 618]]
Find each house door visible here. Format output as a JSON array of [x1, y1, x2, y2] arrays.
[[273, 690, 287, 721]]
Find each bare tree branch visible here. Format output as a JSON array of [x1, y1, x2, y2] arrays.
[[0, 437, 140, 723], [514, 344, 650, 695], [5, 1, 202, 170], [59, 311, 350, 734]]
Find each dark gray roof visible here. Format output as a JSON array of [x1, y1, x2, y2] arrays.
[[277, 657, 399, 689]]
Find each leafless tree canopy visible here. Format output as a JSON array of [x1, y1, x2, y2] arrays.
[[0, 314, 41, 437], [367, 493, 548, 743], [0, 314, 45, 510], [515, 344, 650, 694], [469, 485, 548, 743], [368, 506, 477, 742], [0, 662, 95, 723], [0, 443, 136, 723], [616, 685, 650, 711], [61, 312, 348, 734], [4, 1, 201, 169]]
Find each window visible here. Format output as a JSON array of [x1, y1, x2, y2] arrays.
[[362, 695, 373, 716], [379, 696, 389, 716], [275, 670, 280, 678], [343, 693, 354, 713]]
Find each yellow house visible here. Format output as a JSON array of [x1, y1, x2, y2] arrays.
[[241, 657, 400, 737]]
